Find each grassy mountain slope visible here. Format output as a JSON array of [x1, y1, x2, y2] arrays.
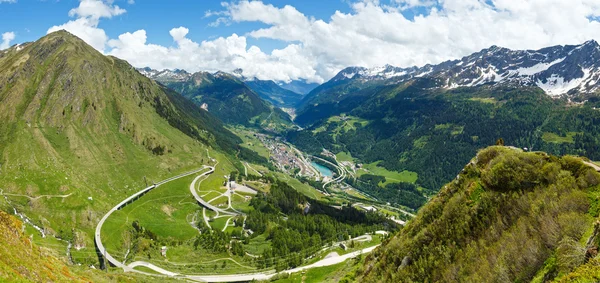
[[0, 210, 179, 282], [294, 76, 380, 125], [0, 30, 258, 266], [245, 79, 304, 108], [358, 146, 600, 282], [0, 210, 86, 282], [158, 72, 293, 131]]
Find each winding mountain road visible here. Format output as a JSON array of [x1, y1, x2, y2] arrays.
[[94, 166, 211, 274], [310, 155, 346, 188], [95, 164, 382, 282], [183, 245, 379, 282], [189, 164, 238, 217]]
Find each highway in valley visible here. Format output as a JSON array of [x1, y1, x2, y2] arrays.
[[189, 163, 238, 217], [94, 166, 212, 276], [94, 162, 382, 282]]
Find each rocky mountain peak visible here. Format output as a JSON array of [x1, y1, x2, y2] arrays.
[[329, 40, 600, 97]]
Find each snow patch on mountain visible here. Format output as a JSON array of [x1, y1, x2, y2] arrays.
[[537, 68, 592, 96], [514, 58, 565, 76], [331, 40, 600, 97]]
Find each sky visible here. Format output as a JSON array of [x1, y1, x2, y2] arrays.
[[2, 0, 600, 83]]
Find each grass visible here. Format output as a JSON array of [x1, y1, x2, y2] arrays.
[[412, 135, 430, 149], [0, 210, 175, 282], [357, 161, 418, 186], [342, 188, 370, 200], [208, 196, 229, 207], [201, 191, 223, 201], [229, 127, 271, 159], [273, 258, 365, 283], [0, 90, 219, 266], [99, 151, 255, 269], [209, 216, 232, 231], [243, 180, 271, 193], [434, 123, 464, 135], [137, 245, 254, 275], [542, 132, 579, 144], [335, 151, 354, 162], [244, 234, 271, 255], [273, 172, 324, 200], [133, 266, 162, 275], [313, 115, 370, 136], [468, 97, 497, 104]]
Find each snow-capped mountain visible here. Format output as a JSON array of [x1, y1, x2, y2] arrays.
[[331, 65, 419, 81], [137, 67, 191, 82], [332, 40, 600, 97]]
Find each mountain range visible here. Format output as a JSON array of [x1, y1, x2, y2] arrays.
[[297, 40, 600, 124], [138, 67, 315, 109], [287, 41, 600, 200]]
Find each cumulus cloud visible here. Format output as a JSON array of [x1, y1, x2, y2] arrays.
[[47, 0, 126, 52], [107, 27, 318, 83], [0, 32, 15, 49], [44, 0, 600, 83], [208, 0, 600, 81]]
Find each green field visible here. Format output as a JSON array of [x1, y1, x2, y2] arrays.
[[101, 173, 206, 250], [273, 172, 325, 200], [273, 258, 364, 283], [210, 216, 232, 231], [542, 131, 579, 144], [335, 151, 354, 162], [244, 234, 271, 255], [230, 127, 271, 159], [313, 115, 371, 136], [98, 150, 257, 272], [357, 161, 418, 186], [468, 97, 497, 104]]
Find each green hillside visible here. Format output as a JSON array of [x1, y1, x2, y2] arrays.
[[245, 79, 304, 108], [0, 30, 258, 267], [158, 71, 293, 132], [289, 81, 600, 198], [358, 146, 600, 282], [0, 210, 181, 282]]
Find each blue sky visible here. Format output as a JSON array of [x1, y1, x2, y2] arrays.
[[1, 0, 357, 52], [2, 0, 600, 83], [0, 0, 434, 53]]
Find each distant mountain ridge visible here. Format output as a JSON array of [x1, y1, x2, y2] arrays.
[[329, 40, 600, 97], [137, 67, 293, 131], [137, 67, 318, 108]]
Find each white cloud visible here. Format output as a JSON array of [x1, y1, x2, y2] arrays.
[[68, 0, 125, 19], [0, 32, 15, 49], [207, 0, 600, 81], [47, 0, 126, 52], [44, 0, 600, 83], [0, 0, 17, 3], [107, 28, 318, 83]]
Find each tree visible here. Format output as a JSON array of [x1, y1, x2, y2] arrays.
[[496, 138, 505, 146]]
